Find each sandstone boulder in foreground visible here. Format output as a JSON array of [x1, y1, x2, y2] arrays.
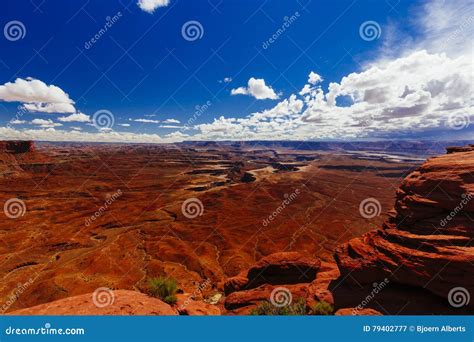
[[8, 290, 178, 315]]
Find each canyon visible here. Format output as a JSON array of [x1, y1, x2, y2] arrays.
[[0, 140, 472, 315]]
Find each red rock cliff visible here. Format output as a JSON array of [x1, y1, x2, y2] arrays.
[[335, 146, 474, 309]]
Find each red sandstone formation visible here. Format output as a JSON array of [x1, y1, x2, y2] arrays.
[[224, 252, 322, 313], [335, 146, 474, 311], [8, 290, 178, 315]]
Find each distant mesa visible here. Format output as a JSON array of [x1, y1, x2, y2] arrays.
[[0, 140, 34, 154]]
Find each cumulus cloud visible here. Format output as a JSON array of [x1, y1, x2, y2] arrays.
[[308, 71, 323, 85], [0, 78, 76, 113], [58, 112, 91, 122], [191, 0, 473, 141], [31, 118, 62, 128], [137, 0, 170, 13], [231, 78, 280, 100], [0, 125, 173, 143], [163, 118, 180, 124]]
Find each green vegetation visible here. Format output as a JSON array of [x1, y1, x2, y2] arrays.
[[310, 300, 334, 315], [148, 277, 178, 305], [250, 298, 307, 315]]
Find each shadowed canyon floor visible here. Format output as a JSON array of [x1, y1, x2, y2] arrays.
[[0, 141, 472, 315]]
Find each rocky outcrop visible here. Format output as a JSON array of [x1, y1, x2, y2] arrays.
[[223, 252, 321, 313], [176, 293, 221, 315], [335, 146, 474, 311], [335, 308, 382, 316], [224, 252, 321, 295], [8, 290, 178, 315]]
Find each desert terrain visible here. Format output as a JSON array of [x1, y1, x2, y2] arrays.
[[0, 140, 472, 315]]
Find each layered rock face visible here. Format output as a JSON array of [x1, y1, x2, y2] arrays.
[[335, 146, 474, 310]]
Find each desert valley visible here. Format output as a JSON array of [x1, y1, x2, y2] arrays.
[[0, 140, 472, 316]]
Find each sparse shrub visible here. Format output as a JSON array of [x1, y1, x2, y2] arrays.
[[250, 298, 307, 315], [148, 277, 178, 305], [310, 300, 334, 315]]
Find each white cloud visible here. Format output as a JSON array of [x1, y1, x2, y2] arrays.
[[0, 78, 76, 113], [58, 112, 91, 122], [118, 123, 131, 127], [9, 119, 26, 125], [134, 118, 160, 123], [231, 78, 280, 100], [0, 125, 176, 143], [163, 118, 180, 124], [31, 118, 62, 128], [194, 49, 472, 141], [308, 71, 323, 85], [160, 125, 183, 129], [137, 0, 170, 13], [219, 77, 233, 83], [165, 131, 189, 140], [191, 0, 473, 141]]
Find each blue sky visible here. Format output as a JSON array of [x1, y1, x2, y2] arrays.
[[0, 0, 472, 142]]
